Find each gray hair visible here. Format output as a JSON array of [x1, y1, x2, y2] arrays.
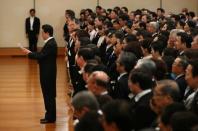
[[149, 21, 159, 31], [157, 80, 180, 102], [118, 51, 137, 73], [72, 91, 99, 111], [135, 59, 156, 76], [169, 29, 184, 38]]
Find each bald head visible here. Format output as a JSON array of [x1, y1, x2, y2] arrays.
[[91, 71, 109, 83], [87, 71, 110, 95]]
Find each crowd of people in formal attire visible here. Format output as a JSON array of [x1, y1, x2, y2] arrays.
[[62, 6, 198, 131]]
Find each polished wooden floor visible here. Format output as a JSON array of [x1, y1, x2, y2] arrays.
[[0, 56, 74, 131]]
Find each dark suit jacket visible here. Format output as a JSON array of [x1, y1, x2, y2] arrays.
[[73, 68, 87, 96], [175, 74, 187, 99], [67, 38, 76, 66], [28, 38, 57, 97], [190, 91, 198, 115], [113, 73, 130, 100], [104, 45, 113, 65], [25, 17, 40, 35], [99, 41, 107, 63], [131, 92, 157, 130], [63, 23, 70, 42], [107, 53, 118, 82], [96, 93, 112, 109], [92, 33, 100, 45]]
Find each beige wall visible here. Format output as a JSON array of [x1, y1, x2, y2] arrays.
[[162, 0, 198, 14], [0, 0, 197, 48]]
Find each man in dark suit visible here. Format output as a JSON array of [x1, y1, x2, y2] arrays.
[[25, 9, 40, 52], [172, 56, 188, 99], [22, 24, 57, 124], [63, 9, 75, 43], [185, 60, 198, 115], [128, 68, 157, 130], [113, 52, 137, 100]]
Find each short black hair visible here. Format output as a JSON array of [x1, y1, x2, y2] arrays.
[[129, 68, 153, 90], [42, 24, 53, 36], [151, 41, 164, 55], [157, 8, 165, 13], [178, 20, 185, 28], [76, 29, 90, 39], [161, 102, 186, 126], [163, 47, 179, 58], [75, 111, 103, 131], [189, 59, 198, 77], [65, 9, 75, 19], [115, 31, 125, 42], [104, 21, 113, 28], [96, 6, 102, 10], [124, 34, 138, 43], [124, 41, 143, 59], [186, 20, 196, 28], [177, 32, 192, 48], [78, 37, 91, 47], [151, 58, 167, 80], [189, 11, 195, 18], [30, 8, 35, 13], [77, 48, 95, 61], [140, 38, 152, 53], [121, 7, 128, 13], [119, 14, 129, 21], [170, 111, 198, 131], [102, 100, 134, 131], [84, 63, 98, 74], [136, 29, 152, 39], [97, 15, 106, 23]]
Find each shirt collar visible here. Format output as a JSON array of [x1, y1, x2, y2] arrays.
[[135, 89, 151, 102], [117, 72, 127, 81], [101, 91, 108, 95], [106, 44, 113, 51], [78, 64, 85, 75], [175, 74, 185, 80], [44, 37, 53, 44]]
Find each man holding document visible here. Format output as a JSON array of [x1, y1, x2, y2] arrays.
[[20, 24, 57, 124]]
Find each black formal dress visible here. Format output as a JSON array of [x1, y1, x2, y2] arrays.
[[28, 37, 57, 121], [25, 16, 40, 52]]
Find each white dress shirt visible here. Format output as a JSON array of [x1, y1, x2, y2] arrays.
[[44, 37, 53, 44], [30, 17, 34, 31], [134, 89, 151, 102]]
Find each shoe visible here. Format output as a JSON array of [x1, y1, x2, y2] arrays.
[[40, 118, 55, 124]]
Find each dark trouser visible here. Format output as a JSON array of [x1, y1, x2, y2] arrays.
[[69, 65, 86, 96], [41, 86, 56, 121], [28, 31, 38, 52], [69, 65, 77, 89], [40, 76, 56, 121]]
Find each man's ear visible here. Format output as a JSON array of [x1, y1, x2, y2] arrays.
[[81, 106, 90, 116], [79, 56, 84, 61], [111, 122, 119, 131], [165, 95, 174, 104]]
